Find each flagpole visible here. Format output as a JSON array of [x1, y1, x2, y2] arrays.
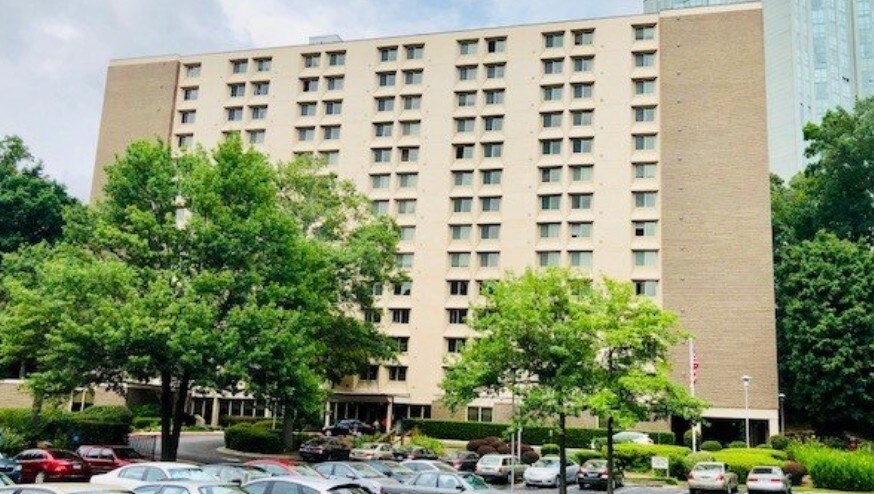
[[689, 339, 697, 453]]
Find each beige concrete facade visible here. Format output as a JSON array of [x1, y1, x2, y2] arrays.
[[91, 4, 777, 435]]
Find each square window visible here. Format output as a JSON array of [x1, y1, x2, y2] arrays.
[[253, 81, 268, 96], [398, 173, 418, 188], [484, 116, 503, 131], [634, 163, 657, 178], [403, 95, 422, 110], [633, 221, 657, 237], [322, 151, 339, 165], [380, 46, 399, 62], [635, 79, 656, 95], [544, 32, 564, 48], [457, 92, 476, 107], [378, 72, 397, 87], [359, 365, 379, 381], [634, 250, 659, 267], [327, 76, 345, 91], [480, 224, 501, 240], [324, 100, 343, 115], [299, 102, 317, 116], [400, 226, 416, 241], [634, 280, 658, 297], [481, 197, 501, 212], [177, 134, 193, 148], [574, 29, 594, 46], [634, 191, 657, 208], [449, 252, 471, 267], [185, 64, 201, 78], [447, 337, 467, 353], [572, 82, 594, 99], [542, 85, 563, 101], [297, 127, 315, 141], [231, 59, 248, 73], [572, 137, 593, 154], [481, 169, 502, 185], [302, 54, 320, 68], [634, 106, 656, 122], [572, 110, 593, 126], [570, 222, 593, 238], [571, 193, 592, 210], [397, 199, 417, 215], [404, 70, 423, 85], [400, 147, 419, 162], [323, 126, 341, 140], [542, 112, 562, 128], [388, 365, 407, 381], [634, 25, 656, 41], [373, 148, 392, 163], [393, 337, 410, 352], [479, 252, 500, 268], [453, 171, 473, 186], [458, 65, 477, 81], [328, 51, 346, 66], [456, 118, 475, 133], [539, 223, 560, 239], [371, 174, 390, 189], [540, 194, 561, 211], [406, 45, 424, 60], [455, 144, 475, 159], [543, 58, 564, 75], [374, 122, 393, 137], [485, 89, 505, 105], [541, 139, 562, 155], [570, 251, 593, 268], [541, 167, 562, 183], [634, 52, 656, 68], [182, 87, 199, 101], [486, 63, 506, 79], [396, 253, 414, 268], [449, 280, 469, 296], [450, 225, 472, 239], [634, 134, 657, 151], [255, 58, 272, 72], [538, 251, 561, 267], [571, 165, 594, 182], [401, 121, 421, 136], [483, 142, 503, 158], [452, 198, 473, 213], [372, 200, 389, 215], [247, 129, 265, 144], [459, 40, 478, 56], [376, 97, 395, 112], [448, 309, 469, 325], [180, 110, 196, 124], [573, 56, 594, 72], [229, 83, 246, 97], [487, 37, 506, 53], [301, 78, 318, 93], [251, 106, 268, 120]]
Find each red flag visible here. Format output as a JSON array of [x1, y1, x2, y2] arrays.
[[691, 351, 700, 384]]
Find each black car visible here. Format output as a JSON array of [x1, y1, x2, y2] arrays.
[[395, 447, 439, 461], [440, 451, 480, 472], [577, 459, 624, 490], [299, 437, 352, 462], [323, 419, 377, 436]]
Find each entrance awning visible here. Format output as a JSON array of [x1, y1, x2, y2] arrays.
[[330, 392, 410, 404]]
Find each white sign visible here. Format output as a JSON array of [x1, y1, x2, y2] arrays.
[[651, 456, 669, 470]]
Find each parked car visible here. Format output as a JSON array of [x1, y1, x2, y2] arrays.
[[746, 466, 792, 494], [400, 461, 457, 474], [394, 448, 438, 461], [300, 438, 352, 463], [312, 462, 399, 494], [350, 444, 395, 461], [90, 462, 216, 489], [577, 459, 624, 490], [0, 453, 21, 483], [323, 420, 376, 437], [589, 431, 653, 449], [687, 462, 739, 494], [242, 476, 370, 494], [523, 456, 579, 488], [0, 484, 133, 494], [383, 471, 497, 494], [77, 446, 146, 474], [242, 460, 323, 478], [14, 449, 91, 483], [439, 452, 479, 472], [201, 465, 271, 485], [362, 461, 415, 484], [474, 455, 526, 484], [133, 481, 246, 494]]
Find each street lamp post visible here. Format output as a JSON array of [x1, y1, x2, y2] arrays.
[[741, 375, 751, 447], [778, 392, 786, 435]]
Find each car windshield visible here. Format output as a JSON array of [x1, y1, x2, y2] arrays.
[[533, 458, 559, 468], [305, 438, 329, 446], [479, 456, 502, 466], [350, 463, 383, 478], [328, 487, 370, 494], [751, 468, 778, 475], [168, 468, 215, 480], [583, 460, 607, 469], [51, 450, 81, 460], [387, 463, 413, 474], [361, 444, 378, 449], [115, 448, 143, 459], [199, 486, 249, 494], [694, 464, 724, 472], [292, 465, 323, 478], [435, 463, 456, 472], [461, 474, 490, 490]]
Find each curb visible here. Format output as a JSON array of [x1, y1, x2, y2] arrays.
[[216, 447, 299, 460]]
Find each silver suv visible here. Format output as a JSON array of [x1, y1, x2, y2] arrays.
[[688, 462, 739, 494], [474, 454, 526, 483]]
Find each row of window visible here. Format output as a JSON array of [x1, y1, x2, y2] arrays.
[[299, 75, 346, 93], [359, 364, 408, 382], [455, 63, 506, 82], [374, 95, 422, 112], [375, 44, 425, 63], [541, 56, 595, 75], [375, 69, 425, 88]]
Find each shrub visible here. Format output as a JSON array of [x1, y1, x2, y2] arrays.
[[411, 432, 444, 455], [75, 406, 133, 426], [521, 450, 540, 464], [482, 436, 501, 445], [220, 415, 269, 427], [728, 441, 748, 449], [132, 403, 161, 418], [712, 448, 783, 481], [476, 445, 497, 456], [224, 423, 283, 454], [132, 417, 160, 430], [683, 430, 700, 448], [611, 444, 691, 479], [496, 444, 511, 454], [68, 420, 130, 447], [701, 441, 723, 452], [0, 427, 27, 455], [253, 420, 279, 430], [791, 444, 874, 492], [573, 449, 604, 464], [540, 443, 560, 456], [683, 452, 716, 473], [467, 439, 486, 451], [520, 444, 534, 453], [782, 461, 806, 486], [769, 435, 790, 451]]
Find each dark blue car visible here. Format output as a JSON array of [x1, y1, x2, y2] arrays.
[[0, 453, 21, 483]]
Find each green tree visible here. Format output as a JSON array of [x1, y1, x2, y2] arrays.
[[442, 269, 705, 494], [800, 97, 874, 244], [7, 138, 399, 458], [775, 232, 874, 433], [0, 135, 77, 255]]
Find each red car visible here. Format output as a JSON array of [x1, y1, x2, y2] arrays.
[[243, 459, 324, 478], [13, 448, 91, 483], [76, 445, 145, 474]]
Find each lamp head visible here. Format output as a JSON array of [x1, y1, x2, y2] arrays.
[[741, 375, 751, 385]]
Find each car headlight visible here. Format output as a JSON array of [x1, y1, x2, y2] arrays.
[[14, 465, 22, 471]]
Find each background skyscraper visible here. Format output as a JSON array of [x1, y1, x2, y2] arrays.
[[646, 0, 874, 176]]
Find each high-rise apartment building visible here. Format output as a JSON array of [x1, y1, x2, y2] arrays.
[[92, 2, 779, 442], [648, 0, 874, 176]]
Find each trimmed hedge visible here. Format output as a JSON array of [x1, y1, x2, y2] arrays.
[[76, 406, 133, 425], [224, 423, 283, 454], [701, 440, 722, 452], [769, 435, 790, 451], [220, 415, 272, 427], [728, 441, 748, 449], [133, 417, 160, 430], [712, 448, 784, 481], [573, 449, 604, 464], [782, 461, 806, 486], [541, 443, 560, 455], [0, 407, 131, 449], [402, 420, 674, 448], [791, 445, 874, 492], [611, 444, 691, 479]]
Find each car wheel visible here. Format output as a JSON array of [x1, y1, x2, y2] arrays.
[[35, 471, 47, 484], [688, 489, 696, 494]]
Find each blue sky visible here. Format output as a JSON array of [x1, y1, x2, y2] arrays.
[[0, 0, 641, 201]]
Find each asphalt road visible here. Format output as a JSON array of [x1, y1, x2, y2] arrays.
[[171, 434, 689, 494]]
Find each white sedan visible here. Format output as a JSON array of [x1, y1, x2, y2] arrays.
[[523, 456, 579, 488], [91, 463, 217, 489]]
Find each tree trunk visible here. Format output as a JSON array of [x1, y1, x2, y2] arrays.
[[558, 412, 568, 494], [606, 416, 615, 494], [30, 390, 43, 442], [18, 361, 27, 380], [168, 373, 190, 461], [159, 371, 173, 461]]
